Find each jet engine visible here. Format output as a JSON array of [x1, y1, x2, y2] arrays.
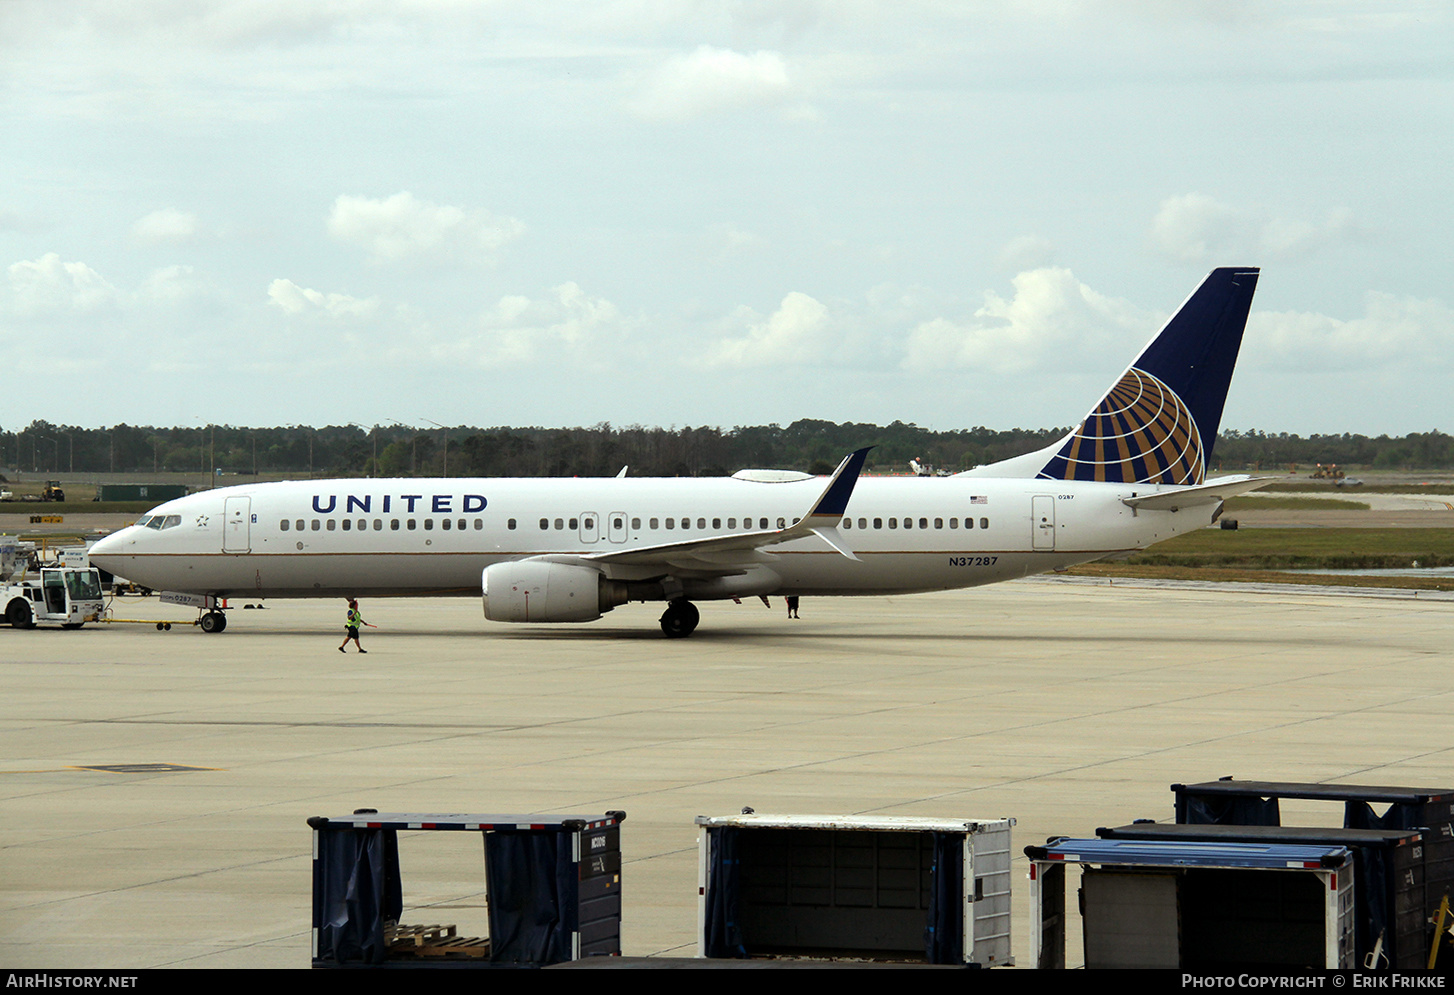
[[481, 560, 630, 623]]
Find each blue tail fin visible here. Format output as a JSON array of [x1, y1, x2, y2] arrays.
[[1034, 267, 1259, 485]]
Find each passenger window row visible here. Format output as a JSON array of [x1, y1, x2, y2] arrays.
[[523, 514, 988, 533], [841, 516, 990, 530], [279, 518, 509, 533], [278, 514, 990, 535], [536, 516, 788, 531]]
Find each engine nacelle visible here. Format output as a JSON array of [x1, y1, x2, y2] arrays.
[[482, 560, 628, 623]]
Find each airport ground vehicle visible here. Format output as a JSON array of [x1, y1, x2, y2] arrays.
[[2, 565, 105, 629]]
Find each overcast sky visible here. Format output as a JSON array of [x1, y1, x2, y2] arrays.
[[3, 1, 1451, 438]]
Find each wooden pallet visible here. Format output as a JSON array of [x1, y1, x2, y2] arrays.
[[386, 922, 491, 958]]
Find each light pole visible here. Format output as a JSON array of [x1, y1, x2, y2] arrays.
[[348, 422, 378, 478], [193, 418, 207, 489], [420, 418, 449, 478], [384, 418, 412, 476]]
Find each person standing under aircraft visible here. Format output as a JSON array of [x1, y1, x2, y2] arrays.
[[339, 599, 371, 653]]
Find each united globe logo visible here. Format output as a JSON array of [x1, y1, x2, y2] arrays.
[[1038, 368, 1205, 485]]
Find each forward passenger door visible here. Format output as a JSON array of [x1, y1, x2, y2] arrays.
[[223, 497, 251, 553]]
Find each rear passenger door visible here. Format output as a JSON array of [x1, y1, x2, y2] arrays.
[[1032, 495, 1055, 551]]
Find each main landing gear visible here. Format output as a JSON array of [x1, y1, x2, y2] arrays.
[[659, 599, 699, 638]]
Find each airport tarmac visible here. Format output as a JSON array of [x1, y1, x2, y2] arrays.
[[3, 578, 1453, 969]]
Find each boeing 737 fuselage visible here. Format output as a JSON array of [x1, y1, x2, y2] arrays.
[[86, 267, 1265, 637]]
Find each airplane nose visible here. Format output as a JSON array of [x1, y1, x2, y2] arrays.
[[88, 528, 132, 567]]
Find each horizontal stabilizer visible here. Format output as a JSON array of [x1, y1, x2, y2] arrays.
[[1120, 475, 1275, 512]]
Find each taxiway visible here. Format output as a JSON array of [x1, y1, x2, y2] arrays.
[[2, 578, 1452, 967]]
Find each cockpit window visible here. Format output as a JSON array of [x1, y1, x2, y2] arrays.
[[134, 516, 153, 528], [145, 514, 182, 530]]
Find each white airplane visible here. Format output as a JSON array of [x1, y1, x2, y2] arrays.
[[88, 267, 1266, 638]]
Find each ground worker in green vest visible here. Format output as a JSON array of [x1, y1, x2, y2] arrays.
[[339, 598, 373, 653]]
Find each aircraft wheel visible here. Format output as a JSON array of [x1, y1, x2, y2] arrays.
[[200, 611, 227, 634], [659, 599, 699, 638], [6, 599, 34, 629]]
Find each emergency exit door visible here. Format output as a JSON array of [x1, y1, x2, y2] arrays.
[[578, 511, 599, 544], [608, 511, 628, 543]]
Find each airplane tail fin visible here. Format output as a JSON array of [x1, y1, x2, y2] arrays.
[[962, 267, 1260, 484]]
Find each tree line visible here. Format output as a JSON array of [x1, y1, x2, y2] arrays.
[[3, 420, 1452, 478]]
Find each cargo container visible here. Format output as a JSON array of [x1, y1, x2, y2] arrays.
[[696, 812, 1014, 966], [1025, 837, 1355, 969], [1098, 822, 1425, 968], [1173, 776, 1454, 964], [308, 809, 624, 967]]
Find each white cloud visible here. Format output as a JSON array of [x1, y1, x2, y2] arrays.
[[138, 265, 215, 306], [632, 46, 795, 121], [132, 208, 199, 245], [1249, 291, 1454, 373], [432, 282, 624, 367], [327, 192, 525, 265], [5, 253, 118, 314], [267, 278, 379, 319], [996, 235, 1056, 271], [703, 222, 765, 256], [901, 267, 1151, 374], [1150, 193, 1354, 263], [703, 292, 832, 368]]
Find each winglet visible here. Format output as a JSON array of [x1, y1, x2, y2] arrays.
[[582, 446, 873, 568], [783, 447, 871, 560], [810, 526, 860, 561], [803, 447, 872, 525]]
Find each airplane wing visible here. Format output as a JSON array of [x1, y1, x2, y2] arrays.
[[1120, 474, 1276, 512], [576, 447, 872, 574]]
